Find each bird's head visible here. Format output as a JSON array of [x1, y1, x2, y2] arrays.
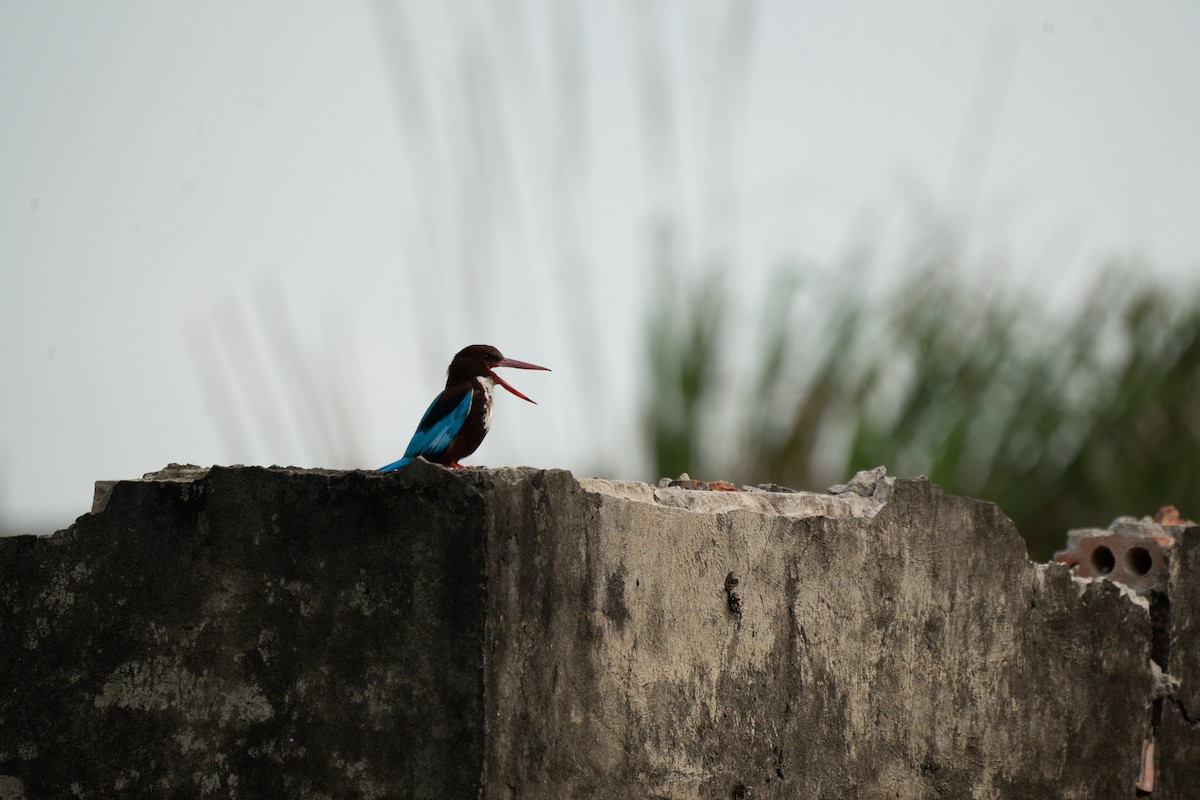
[[450, 344, 550, 404]]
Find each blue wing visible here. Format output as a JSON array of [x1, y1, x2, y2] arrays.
[[379, 385, 474, 471]]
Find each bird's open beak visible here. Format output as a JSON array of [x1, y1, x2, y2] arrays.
[[490, 358, 551, 404]]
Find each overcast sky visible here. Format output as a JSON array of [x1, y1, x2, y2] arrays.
[[3, 1, 1198, 534]]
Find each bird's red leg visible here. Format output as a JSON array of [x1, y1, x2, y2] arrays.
[[449, 462, 465, 469]]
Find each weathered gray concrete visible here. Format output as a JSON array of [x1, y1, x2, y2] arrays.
[[0, 463, 1189, 798], [1159, 526, 1200, 798], [1, 464, 487, 799]]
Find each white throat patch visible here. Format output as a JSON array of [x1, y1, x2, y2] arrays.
[[476, 375, 496, 430]]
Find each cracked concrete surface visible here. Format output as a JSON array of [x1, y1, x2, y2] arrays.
[[1156, 524, 1200, 797], [1, 463, 1195, 798]]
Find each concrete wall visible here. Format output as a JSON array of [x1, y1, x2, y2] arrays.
[[0, 463, 1195, 799]]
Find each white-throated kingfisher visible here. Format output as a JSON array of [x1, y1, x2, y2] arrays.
[[379, 344, 550, 471]]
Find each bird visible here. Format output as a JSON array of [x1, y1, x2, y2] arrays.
[[379, 344, 550, 471]]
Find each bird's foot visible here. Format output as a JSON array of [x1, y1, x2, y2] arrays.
[[449, 462, 466, 469]]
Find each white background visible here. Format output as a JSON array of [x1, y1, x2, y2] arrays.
[[3, 1, 1198, 533]]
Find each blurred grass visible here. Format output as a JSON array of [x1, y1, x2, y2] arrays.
[[646, 238, 1200, 560]]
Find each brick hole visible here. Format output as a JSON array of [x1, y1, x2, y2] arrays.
[[1125, 546, 1152, 576], [1091, 546, 1115, 575]]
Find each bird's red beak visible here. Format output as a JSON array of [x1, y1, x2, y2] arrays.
[[490, 358, 550, 404]]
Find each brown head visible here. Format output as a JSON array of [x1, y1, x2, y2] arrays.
[[446, 344, 550, 403]]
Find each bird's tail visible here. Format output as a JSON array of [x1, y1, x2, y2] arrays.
[[378, 457, 413, 472]]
